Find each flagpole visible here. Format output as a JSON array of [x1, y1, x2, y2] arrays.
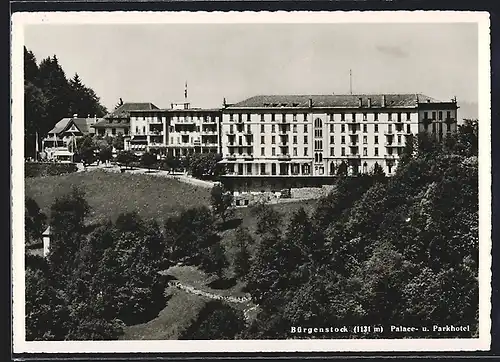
[[35, 131, 39, 162]]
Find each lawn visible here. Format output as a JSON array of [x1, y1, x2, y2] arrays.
[[25, 169, 211, 224], [121, 286, 209, 340]]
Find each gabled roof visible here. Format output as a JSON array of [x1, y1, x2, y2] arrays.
[[104, 102, 159, 119], [47, 118, 99, 135], [92, 118, 130, 129], [227, 94, 441, 109]]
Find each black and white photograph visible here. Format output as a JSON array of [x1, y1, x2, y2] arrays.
[[11, 11, 491, 353]]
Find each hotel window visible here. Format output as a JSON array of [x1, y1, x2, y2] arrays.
[[239, 136, 243, 144], [387, 113, 392, 121], [406, 112, 411, 120], [293, 125, 297, 133], [330, 124, 334, 133], [260, 163, 266, 175], [340, 113, 345, 122], [272, 163, 276, 175], [304, 135, 308, 143], [261, 147, 265, 156], [341, 136, 345, 144], [438, 111, 443, 120], [432, 123, 436, 133], [293, 136, 298, 144], [112, 128, 116, 135], [143, 126, 146, 134], [330, 135, 334, 144], [363, 113, 367, 121], [363, 136, 368, 144], [341, 147, 345, 156], [424, 111, 428, 119], [363, 124, 368, 133], [374, 124, 379, 132], [261, 124, 265, 133], [375, 135, 379, 144], [341, 124, 345, 133], [135, 126, 139, 133], [124, 129, 129, 136], [432, 111, 436, 119], [230, 125, 234, 133], [329, 114, 334, 122], [397, 135, 402, 144], [374, 147, 379, 156], [272, 136, 276, 144], [293, 114, 297, 122], [170, 137, 173, 144], [304, 147, 308, 156], [304, 124, 308, 132], [374, 113, 378, 121], [397, 113, 402, 122], [272, 148, 276, 156], [446, 123, 450, 132], [352, 113, 356, 122], [304, 113, 308, 121], [230, 114, 234, 122], [330, 147, 335, 156], [363, 147, 368, 156], [407, 124, 411, 133], [260, 114, 265, 122], [261, 135, 265, 144], [293, 147, 298, 156], [272, 125, 276, 133], [247, 164, 252, 174], [247, 114, 251, 121], [271, 114, 275, 122]]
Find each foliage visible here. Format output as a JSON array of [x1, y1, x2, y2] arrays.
[[210, 184, 234, 223], [179, 301, 246, 340], [244, 124, 479, 338], [24, 47, 107, 159], [25, 197, 47, 245], [140, 152, 158, 171], [25, 162, 78, 178], [200, 243, 229, 278], [231, 227, 253, 279], [98, 147, 113, 164], [186, 153, 224, 179], [116, 150, 138, 169], [112, 133, 125, 151], [75, 134, 97, 166]]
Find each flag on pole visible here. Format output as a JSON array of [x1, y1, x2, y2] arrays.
[[35, 131, 39, 152], [184, 81, 188, 99]]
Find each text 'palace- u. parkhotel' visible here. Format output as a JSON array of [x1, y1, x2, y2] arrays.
[[121, 92, 458, 189]]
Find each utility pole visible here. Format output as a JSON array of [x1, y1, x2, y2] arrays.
[[349, 69, 352, 95]]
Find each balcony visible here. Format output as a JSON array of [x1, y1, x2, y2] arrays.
[[346, 154, 361, 159], [226, 130, 236, 136], [445, 117, 456, 124], [384, 154, 396, 159], [243, 130, 253, 136], [201, 129, 217, 135], [202, 117, 216, 123], [385, 143, 405, 148], [348, 142, 359, 147], [242, 154, 254, 160], [277, 154, 291, 161], [202, 142, 218, 147], [226, 154, 236, 161], [384, 130, 394, 135], [172, 118, 195, 125], [149, 131, 164, 136]]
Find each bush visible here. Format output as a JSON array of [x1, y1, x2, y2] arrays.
[[25, 162, 77, 178]]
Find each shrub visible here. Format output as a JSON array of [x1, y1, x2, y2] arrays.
[[25, 162, 77, 178]]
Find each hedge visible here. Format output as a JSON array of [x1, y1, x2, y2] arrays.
[[25, 162, 78, 178]]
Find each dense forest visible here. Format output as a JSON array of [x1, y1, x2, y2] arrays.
[[25, 120, 479, 341], [24, 47, 108, 159]]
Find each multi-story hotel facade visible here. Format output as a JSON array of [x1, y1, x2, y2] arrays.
[[128, 102, 222, 156], [220, 94, 458, 192]]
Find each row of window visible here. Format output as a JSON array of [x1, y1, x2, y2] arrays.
[[97, 128, 128, 136], [245, 145, 404, 157], [423, 111, 453, 120], [227, 123, 417, 134]]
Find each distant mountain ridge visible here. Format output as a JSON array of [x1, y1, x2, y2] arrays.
[[457, 100, 479, 122]]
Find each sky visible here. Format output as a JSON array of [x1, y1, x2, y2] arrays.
[[24, 22, 478, 112]]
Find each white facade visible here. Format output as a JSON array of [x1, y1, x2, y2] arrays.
[[221, 94, 458, 177]]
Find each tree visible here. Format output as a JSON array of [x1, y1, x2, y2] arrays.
[[210, 184, 234, 224], [336, 161, 348, 177], [114, 98, 124, 110], [231, 227, 253, 279], [116, 150, 137, 170], [371, 162, 386, 183], [140, 151, 157, 172], [98, 146, 113, 165], [75, 134, 97, 167], [113, 133, 125, 151], [187, 153, 224, 179], [201, 243, 229, 278], [180, 302, 246, 340], [25, 197, 47, 246]]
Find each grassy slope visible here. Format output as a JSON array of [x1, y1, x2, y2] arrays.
[[121, 287, 209, 340], [25, 170, 211, 224]]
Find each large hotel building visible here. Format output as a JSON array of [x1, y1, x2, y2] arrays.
[[128, 101, 222, 156], [220, 94, 458, 190]]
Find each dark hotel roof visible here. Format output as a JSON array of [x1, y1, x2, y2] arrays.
[[104, 102, 159, 119], [227, 94, 448, 109]]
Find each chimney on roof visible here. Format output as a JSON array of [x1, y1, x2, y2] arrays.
[[381, 95, 386, 108], [308, 98, 313, 108], [223, 98, 227, 107], [367, 97, 372, 108], [358, 97, 362, 108]]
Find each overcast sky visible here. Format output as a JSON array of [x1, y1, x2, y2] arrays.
[[24, 23, 478, 111]]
